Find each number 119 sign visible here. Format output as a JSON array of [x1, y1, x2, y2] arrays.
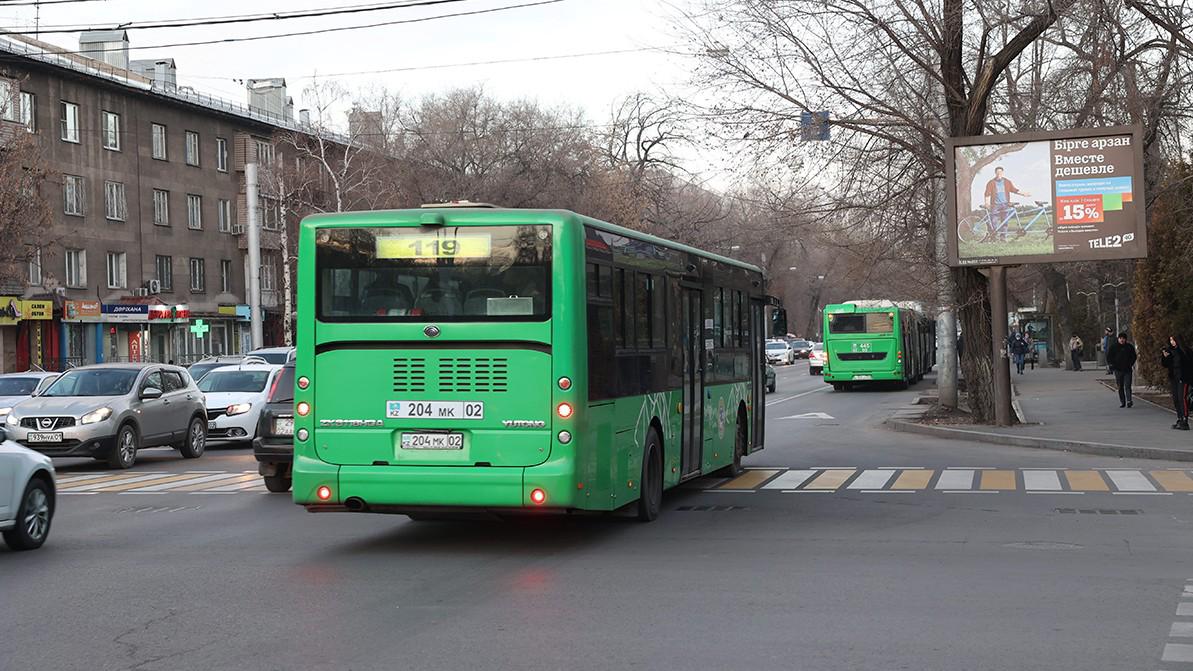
[[946, 125, 1147, 267]]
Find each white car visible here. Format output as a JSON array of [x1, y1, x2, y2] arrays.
[[0, 426, 55, 550], [247, 347, 296, 365], [0, 371, 61, 421], [766, 340, 796, 365], [197, 364, 284, 443], [809, 342, 826, 375]]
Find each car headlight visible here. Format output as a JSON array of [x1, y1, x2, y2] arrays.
[[226, 403, 252, 416], [5, 412, 16, 426], [0, 407, 11, 417], [81, 407, 113, 425]]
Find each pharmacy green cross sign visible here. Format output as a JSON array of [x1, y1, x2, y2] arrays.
[[189, 319, 209, 338]]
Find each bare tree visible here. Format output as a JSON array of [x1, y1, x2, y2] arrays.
[[0, 130, 54, 287]]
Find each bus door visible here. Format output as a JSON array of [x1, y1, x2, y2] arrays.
[[750, 298, 766, 451], [681, 287, 704, 477]]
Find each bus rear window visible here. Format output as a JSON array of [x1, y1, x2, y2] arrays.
[[316, 225, 551, 322], [829, 313, 894, 334]]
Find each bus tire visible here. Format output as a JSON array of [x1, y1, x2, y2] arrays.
[[636, 429, 663, 522], [715, 417, 746, 478]]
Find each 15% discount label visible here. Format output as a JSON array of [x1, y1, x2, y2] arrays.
[[1056, 195, 1104, 224]]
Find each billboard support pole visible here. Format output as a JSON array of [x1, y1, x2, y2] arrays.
[[990, 265, 1013, 426]]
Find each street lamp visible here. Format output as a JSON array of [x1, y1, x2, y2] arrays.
[[1101, 281, 1127, 334]]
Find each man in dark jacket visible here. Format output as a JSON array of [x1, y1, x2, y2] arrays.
[[1009, 332, 1030, 375], [1162, 335, 1193, 430], [1106, 332, 1137, 408]]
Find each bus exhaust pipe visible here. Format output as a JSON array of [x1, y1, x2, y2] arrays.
[[344, 497, 368, 512]]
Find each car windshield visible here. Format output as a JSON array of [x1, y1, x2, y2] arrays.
[[813, 343, 824, 351], [189, 361, 238, 381], [251, 351, 291, 365], [42, 369, 139, 397], [793, 341, 810, 348], [268, 366, 295, 403], [198, 370, 272, 393], [0, 377, 39, 395], [766, 342, 787, 350]]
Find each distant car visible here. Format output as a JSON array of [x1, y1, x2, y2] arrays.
[[765, 363, 776, 393], [808, 342, 826, 375], [0, 372, 60, 420], [789, 340, 813, 359], [253, 362, 295, 492], [766, 340, 795, 365], [188, 355, 253, 383], [198, 363, 285, 444], [5, 363, 208, 469], [0, 427, 55, 550], [247, 347, 296, 365]]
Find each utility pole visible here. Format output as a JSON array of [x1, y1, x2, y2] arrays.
[[934, 186, 958, 408], [990, 266, 1012, 426], [246, 163, 264, 350]]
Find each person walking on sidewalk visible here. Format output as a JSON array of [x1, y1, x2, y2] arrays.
[[1102, 327, 1113, 374], [1010, 332, 1029, 375], [1106, 332, 1136, 408], [1069, 334, 1084, 371], [1162, 335, 1193, 430]]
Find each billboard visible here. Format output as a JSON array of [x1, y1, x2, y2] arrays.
[[946, 126, 1146, 266]]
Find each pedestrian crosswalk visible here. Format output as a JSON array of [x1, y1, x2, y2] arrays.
[[56, 470, 270, 495], [701, 467, 1193, 495]]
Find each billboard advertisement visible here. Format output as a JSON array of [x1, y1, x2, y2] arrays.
[[946, 126, 1146, 266]]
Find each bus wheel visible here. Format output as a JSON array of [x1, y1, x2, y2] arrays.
[[716, 418, 746, 478], [636, 429, 663, 522]]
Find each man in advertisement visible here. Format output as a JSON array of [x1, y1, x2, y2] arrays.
[[983, 166, 1032, 241]]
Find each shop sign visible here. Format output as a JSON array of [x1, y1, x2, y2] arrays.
[[24, 300, 52, 320], [65, 300, 102, 322], [0, 298, 54, 325], [218, 304, 251, 321], [148, 304, 191, 322], [101, 304, 149, 323]]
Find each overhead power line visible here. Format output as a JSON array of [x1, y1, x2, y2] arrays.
[[0, 0, 106, 6], [6, 0, 567, 53], [6, 0, 482, 35]]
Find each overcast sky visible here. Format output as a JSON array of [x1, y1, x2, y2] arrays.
[[1, 0, 691, 124]]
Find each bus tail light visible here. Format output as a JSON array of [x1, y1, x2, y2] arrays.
[[557, 376, 572, 391], [557, 402, 573, 419], [530, 488, 546, 505], [297, 376, 310, 390], [897, 350, 904, 361], [296, 401, 311, 416], [316, 485, 332, 501]]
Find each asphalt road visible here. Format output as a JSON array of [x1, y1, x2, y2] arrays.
[[4, 361, 1193, 670]]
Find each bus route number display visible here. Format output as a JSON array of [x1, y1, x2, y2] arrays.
[[376, 234, 492, 259]]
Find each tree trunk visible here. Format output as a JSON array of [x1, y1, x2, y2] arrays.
[[1041, 266, 1074, 369], [957, 267, 994, 422]]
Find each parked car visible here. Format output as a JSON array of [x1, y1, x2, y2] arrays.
[[765, 363, 776, 393], [187, 355, 254, 383], [0, 427, 55, 550], [789, 339, 813, 359], [4, 363, 207, 469], [766, 339, 796, 365], [253, 362, 295, 493], [247, 347, 296, 365], [809, 342, 826, 375], [197, 363, 285, 444], [0, 371, 60, 420]]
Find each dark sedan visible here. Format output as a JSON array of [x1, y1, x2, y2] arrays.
[[253, 362, 295, 493], [789, 339, 814, 358]]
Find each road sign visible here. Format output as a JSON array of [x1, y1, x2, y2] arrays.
[[190, 319, 209, 338]]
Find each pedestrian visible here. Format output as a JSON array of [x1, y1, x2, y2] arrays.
[[1161, 335, 1193, 430], [1069, 334, 1084, 371], [1106, 332, 1136, 408], [1009, 332, 1029, 375], [1101, 327, 1113, 374]]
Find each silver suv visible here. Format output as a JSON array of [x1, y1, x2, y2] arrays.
[[4, 363, 208, 469]]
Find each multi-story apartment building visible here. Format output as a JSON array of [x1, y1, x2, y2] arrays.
[[0, 31, 303, 371]]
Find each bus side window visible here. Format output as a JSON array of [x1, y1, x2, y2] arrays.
[[636, 272, 652, 349]]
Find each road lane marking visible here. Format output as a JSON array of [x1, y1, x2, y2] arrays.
[[1106, 470, 1157, 492], [764, 386, 830, 406], [166, 473, 262, 492], [57, 472, 165, 487], [63, 473, 179, 491], [1178, 603, 1193, 617], [1064, 470, 1110, 492], [761, 470, 818, 490], [92, 473, 207, 492], [1171, 622, 1193, 638], [718, 469, 781, 490], [1153, 471, 1193, 492], [1023, 470, 1062, 491], [891, 470, 933, 490], [207, 478, 268, 492], [935, 469, 973, 490], [1163, 643, 1193, 663], [847, 470, 895, 490], [804, 469, 855, 490], [980, 470, 1017, 491]]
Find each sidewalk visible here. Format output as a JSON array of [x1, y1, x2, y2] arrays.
[[887, 365, 1193, 461]]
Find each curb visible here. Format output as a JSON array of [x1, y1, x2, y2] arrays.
[[885, 417, 1193, 462]]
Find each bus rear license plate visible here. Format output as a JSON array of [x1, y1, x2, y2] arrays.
[[401, 433, 464, 450], [853, 375, 872, 380], [387, 401, 484, 420], [27, 432, 63, 443]]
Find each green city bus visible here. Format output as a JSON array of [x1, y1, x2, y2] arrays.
[[292, 207, 771, 521], [821, 301, 935, 390]]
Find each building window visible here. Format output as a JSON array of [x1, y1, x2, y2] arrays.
[[106, 251, 127, 289], [220, 259, 232, 294], [101, 110, 120, 150], [63, 175, 85, 216], [155, 255, 173, 291], [261, 254, 276, 292], [0, 80, 16, 122], [104, 181, 126, 221], [189, 257, 205, 292], [65, 249, 86, 288], [27, 248, 41, 285], [60, 101, 79, 143], [151, 123, 167, 160], [260, 196, 280, 231], [255, 139, 273, 164], [216, 137, 228, 172], [217, 199, 232, 232], [185, 130, 199, 166], [186, 194, 202, 230], [153, 189, 169, 226]]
